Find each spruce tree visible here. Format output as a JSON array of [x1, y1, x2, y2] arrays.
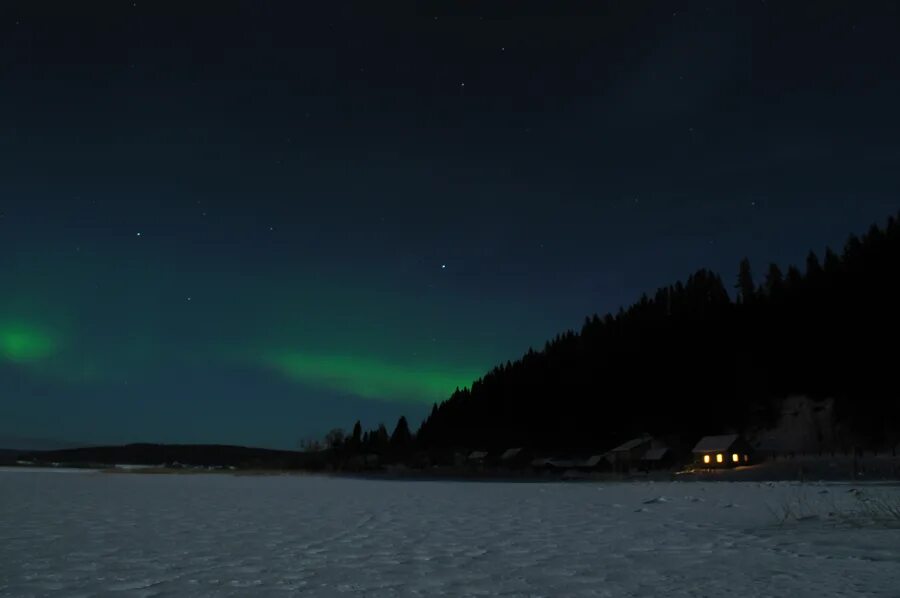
[[736, 258, 756, 304], [349, 420, 362, 452], [785, 265, 803, 289], [764, 263, 784, 298], [373, 424, 390, 453], [390, 416, 412, 454], [805, 251, 823, 279]]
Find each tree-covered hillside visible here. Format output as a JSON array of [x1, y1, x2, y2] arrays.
[[414, 212, 900, 453]]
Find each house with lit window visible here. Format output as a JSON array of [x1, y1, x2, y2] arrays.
[[692, 434, 753, 468]]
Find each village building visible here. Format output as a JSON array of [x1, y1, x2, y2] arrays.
[[530, 457, 552, 471], [640, 447, 673, 470], [609, 434, 653, 472], [467, 450, 489, 466], [579, 453, 613, 472], [499, 448, 532, 469], [692, 434, 753, 467]]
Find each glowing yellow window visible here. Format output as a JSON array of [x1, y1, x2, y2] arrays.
[[716, 453, 723, 463], [703, 454, 710, 464], [732, 453, 739, 463]]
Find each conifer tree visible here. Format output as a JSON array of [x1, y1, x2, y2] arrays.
[[373, 424, 390, 453], [348, 420, 362, 452], [805, 251, 823, 279], [785, 265, 803, 289], [737, 258, 756, 304], [390, 416, 412, 454], [764, 263, 784, 298], [823, 247, 841, 275]]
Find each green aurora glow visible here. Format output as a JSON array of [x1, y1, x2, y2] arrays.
[[0, 208, 559, 448], [263, 351, 482, 403], [0, 249, 524, 407], [0, 322, 59, 363]]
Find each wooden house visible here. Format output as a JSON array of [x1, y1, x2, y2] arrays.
[[692, 434, 753, 468], [609, 434, 653, 472], [499, 448, 532, 469], [579, 453, 613, 472], [640, 447, 673, 470], [467, 450, 489, 466]]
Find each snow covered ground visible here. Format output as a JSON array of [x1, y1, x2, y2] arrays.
[[1, 469, 899, 597]]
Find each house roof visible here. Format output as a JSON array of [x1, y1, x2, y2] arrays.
[[642, 447, 670, 461], [501, 448, 523, 460], [692, 434, 740, 453], [546, 459, 579, 469], [611, 435, 652, 452], [583, 454, 612, 467]]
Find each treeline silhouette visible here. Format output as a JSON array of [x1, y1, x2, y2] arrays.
[[348, 212, 900, 458], [21, 444, 310, 469]]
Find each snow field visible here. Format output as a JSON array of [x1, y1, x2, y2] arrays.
[[1, 469, 899, 597]]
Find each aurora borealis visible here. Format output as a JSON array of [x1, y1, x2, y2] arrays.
[[2, 3, 900, 449], [0, 323, 57, 364]]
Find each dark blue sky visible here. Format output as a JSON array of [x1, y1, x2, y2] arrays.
[[1, 1, 899, 449]]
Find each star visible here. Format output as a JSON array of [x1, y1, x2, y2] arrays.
[[441, 264, 446, 269], [136, 232, 142, 237], [187, 297, 192, 302]]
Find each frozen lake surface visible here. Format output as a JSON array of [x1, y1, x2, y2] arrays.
[[1, 469, 899, 597]]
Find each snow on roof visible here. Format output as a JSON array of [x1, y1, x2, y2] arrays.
[[468, 451, 488, 460], [692, 434, 740, 453], [583, 454, 612, 467], [501, 448, 523, 460], [642, 448, 669, 461], [611, 435, 652, 452]]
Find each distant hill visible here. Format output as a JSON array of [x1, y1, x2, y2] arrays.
[[0, 436, 85, 452], [20, 443, 314, 469], [0, 448, 23, 465], [416, 212, 900, 454]]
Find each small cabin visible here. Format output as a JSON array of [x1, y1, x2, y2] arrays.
[[499, 448, 532, 469], [609, 434, 653, 472], [692, 434, 753, 468], [640, 447, 673, 471], [467, 450, 489, 465], [579, 453, 614, 472]]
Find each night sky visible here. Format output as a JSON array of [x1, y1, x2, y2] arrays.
[[2, 2, 899, 449]]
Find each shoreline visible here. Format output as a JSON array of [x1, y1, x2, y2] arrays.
[[5, 462, 900, 485]]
